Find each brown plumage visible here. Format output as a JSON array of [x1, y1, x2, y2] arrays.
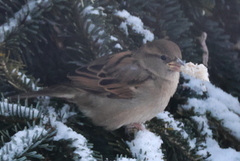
[[14, 39, 183, 130]]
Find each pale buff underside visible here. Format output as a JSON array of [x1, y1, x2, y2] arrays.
[[73, 72, 179, 130]]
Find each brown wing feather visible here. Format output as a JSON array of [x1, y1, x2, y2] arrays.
[[67, 51, 152, 99]]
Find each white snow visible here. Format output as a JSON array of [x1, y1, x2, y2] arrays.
[[0, 99, 95, 161], [127, 130, 164, 161], [110, 36, 118, 41], [52, 121, 96, 161], [114, 43, 123, 49], [191, 116, 212, 136], [157, 111, 184, 131], [205, 82, 240, 115], [182, 72, 240, 140], [116, 158, 137, 161], [58, 104, 76, 123], [81, 5, 124, 54], [191, 116, 240, 161], [0, 0, 51, 42], [182, 62, 240, 160], [2, 62, 240, 160], [114, 10, 154, 43], [206, 139, 240, 161], [182, 75, 208, 94], [156, 111, 196, 149], [16, 71, 41, 91], [87, 23, 96, 34], [119, 22, 128, 35], [0, 101, 40, 119], [82, 6, 106, 16], [184, 96, 240, 140], [0, 126, 47, 160], [44, 106, 96, 161]]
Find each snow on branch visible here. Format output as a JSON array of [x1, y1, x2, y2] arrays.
[[0, 101, 40, 119], [43, 105, 96, 161], [114, 9, 154, 43], [116, 158, 137, 161], [15, 70, 41, 92], [80, 5, 124, 56], [182, 76, 240, 139], [82, 5, 106, 16], [127, 130, 164, 161], [0, 126, 49, 160], [53, 121, 96, 161], [0, 0, 52, 43], [81, 6, 107, 43], [157, 111, 197, 149], [0, 99, 95, 160], [191, 116, 240, 161], [181, 62, 240, 160]]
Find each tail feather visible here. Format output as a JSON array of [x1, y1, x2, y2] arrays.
[[9, 85, 76, 100]]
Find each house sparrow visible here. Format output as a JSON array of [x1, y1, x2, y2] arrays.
[[15, 39, 183, 130]]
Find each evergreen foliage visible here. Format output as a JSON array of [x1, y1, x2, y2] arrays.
[[0, 0, 239, 160]]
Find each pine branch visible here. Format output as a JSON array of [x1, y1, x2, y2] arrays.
[[0, 53, 40, 93], [0, 99, 42, 120], [179, 0, 240, 98], [178, 72, 240, 159], [0, 0, 75, 86], [0, 1, 240, 160], [74, 2, 125, 58], [147, 112, 208, 161], [119, 0, 196, 62], [207, 115, 240, 151], [0, 97, 100, 160], [0, 125, 56, 161], [0, 0, 52, 51]]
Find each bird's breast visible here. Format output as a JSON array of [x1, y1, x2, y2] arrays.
[[75, 74, 179, 130]]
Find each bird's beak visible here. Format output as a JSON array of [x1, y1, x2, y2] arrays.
[[167, 58, 185, 72]]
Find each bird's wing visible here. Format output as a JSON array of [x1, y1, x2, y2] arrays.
[[67, 51, 152, 99]]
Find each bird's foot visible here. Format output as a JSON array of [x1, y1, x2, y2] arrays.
[[125, 123, 145, 134]]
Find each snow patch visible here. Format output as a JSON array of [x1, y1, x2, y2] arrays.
[[0, 126, 47, 160], [114, 43, 123, 49], [191, 116, 240, 161], [52, 121, 95, 161], [127, 130, 164, 161], [157, 111, 196, 149], [182, 71, 240, 140], [116, 158, 137, 161], [45, 106, 95, 161], [0, 101, 40, 119], [182, 62, 240, 160], [114, 9, 154, 43], [82, 6, 106, 16], [0, 0, 51, 42]]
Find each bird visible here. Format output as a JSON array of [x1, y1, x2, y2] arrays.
[[14, 39, 184, 130]]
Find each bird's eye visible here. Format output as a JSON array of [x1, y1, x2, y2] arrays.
[[160, 55, 167, 60]]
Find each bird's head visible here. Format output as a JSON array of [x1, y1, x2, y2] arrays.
[[135, 39, 184, 79]]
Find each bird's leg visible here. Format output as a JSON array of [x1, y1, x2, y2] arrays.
[[125, 123, 146, 134]]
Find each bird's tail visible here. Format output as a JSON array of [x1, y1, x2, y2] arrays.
[[9, 85, 76, 100]]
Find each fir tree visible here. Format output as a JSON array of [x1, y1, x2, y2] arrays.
[[0, 0, 240, 160]]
